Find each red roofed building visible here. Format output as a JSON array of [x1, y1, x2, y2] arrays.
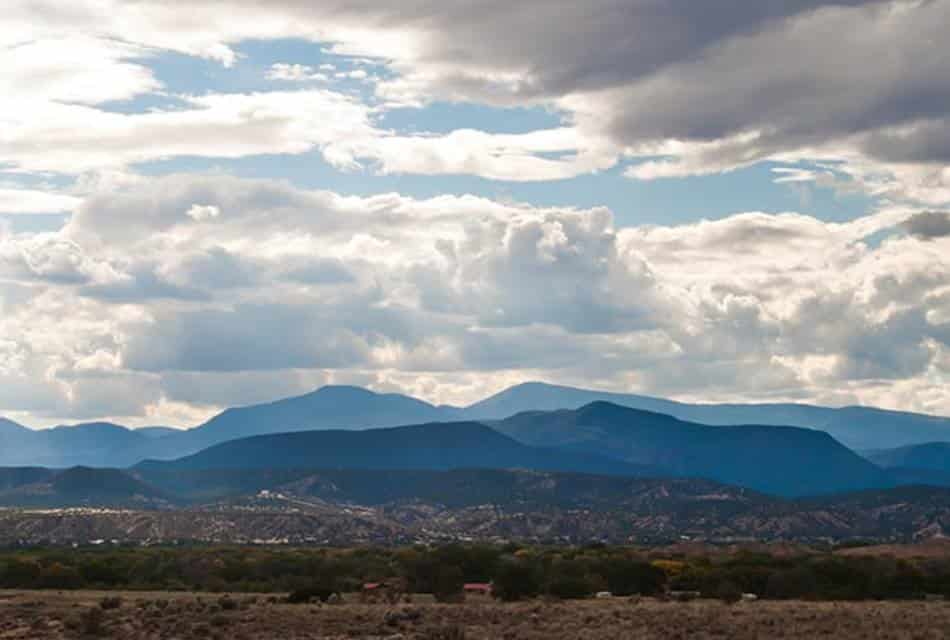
[[463, 583, 493, 596]]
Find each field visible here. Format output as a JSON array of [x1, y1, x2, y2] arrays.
[[2, 590, 950, 640]]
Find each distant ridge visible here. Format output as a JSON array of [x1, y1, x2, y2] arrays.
[[867, 442, 950, 473], [0, 466, 170, 508], [0, 420, 154, 468], [137, 419, 654, 477], [4, 381, 950, 468], [195, 385, 458, 440], [495, 401, 891, 496], [114, 385, 464, 466], [0, 417, 29, 435], [469, 381, 950, 450], [137, 400, 893, 497]]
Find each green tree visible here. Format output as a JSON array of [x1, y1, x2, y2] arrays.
[[765, 567, 818, 600], [594, 556, 666, 596], [492, 558, 542, 602], [545, 558, 594, 600], [432, 564, 465, 603]]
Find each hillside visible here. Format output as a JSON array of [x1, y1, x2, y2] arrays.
[[0, 417, 29, 436], [886, 467, 950, 488], [1, 386, 464, 468], [137, 426, 181, 438], [495, 402, 891, 496], [866, 442, 950, 472], [0, 467, 56, 491], [138, 420, 651, 477], [0, 420, 154, 468], [4, 468, 950, 545], [132, 466, 758, 509], [0, 466, 171, 508], [115, 385, 463, 465], [193, 385, 459, 440], [468, 382, 950, 450], [247, 468, 766, 512]]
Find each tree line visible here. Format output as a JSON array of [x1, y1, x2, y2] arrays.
[[1, 544, 949, 602]]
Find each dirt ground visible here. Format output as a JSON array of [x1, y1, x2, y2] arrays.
[[2, 589, 950, 639]]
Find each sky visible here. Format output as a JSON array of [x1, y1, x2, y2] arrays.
[[1, 0, 949, 428]]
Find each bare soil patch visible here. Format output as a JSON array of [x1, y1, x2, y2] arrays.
[[1, 590, 950, 639]]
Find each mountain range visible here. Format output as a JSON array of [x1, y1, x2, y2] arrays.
[[863, 442, 950, 489], [0, 401, 906, 498], [0, 419, 168, 468], [3, 382, 950, 470], [468, 382, 950, 450], [3, 393, 950, 542], [2, 383, 950, 507], [136, 419, 652, 477], [493, 402, 890, 496], [867, 442, 950, 473], [133, 403, 884, 496]]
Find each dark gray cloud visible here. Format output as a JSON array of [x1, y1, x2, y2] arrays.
[[10, 1, 949, 193], [863, 118, 950, 164], [832, 309, 935, 381], [593, 2, 950, 167], [277, 0, 950, 181], [902, 211, 950, 240], [249, 0, 885, 98], [275, 0, 950, 173]]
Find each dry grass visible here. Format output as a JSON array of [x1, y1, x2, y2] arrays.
[[1, 589, 950, 639]]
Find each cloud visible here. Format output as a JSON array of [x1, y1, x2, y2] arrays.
[[3, 3, 950, 422], [159, 370, 327, 407], [1, 90, 377, 174], [902, 211, 950, 240], [0, 233, 118, 285], [122, 304, 377, 372], [2, 173, 948, 424], [186, 204, 221, 222], [79, 266, 210, 302], [341, 127, 619, 181], [0, 188, 80, 214], [0, 36, 159, 105], [267, 63, 329, 82], [2, 82, 613, 181], [8, 1, 949, 198]]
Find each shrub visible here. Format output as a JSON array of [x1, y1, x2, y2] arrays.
[[432, 565, 465, 603], [596, 557, 667, 597], [766, 568, 819, 600], [492, 558, 542, 602], [287, 585, 336, 604]]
